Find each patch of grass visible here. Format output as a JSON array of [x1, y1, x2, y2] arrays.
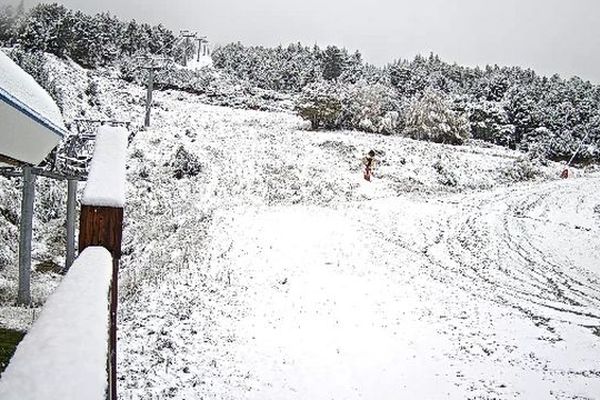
[[0, 328, 25, 373]]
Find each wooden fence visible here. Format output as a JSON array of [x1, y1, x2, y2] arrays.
[[0, 126, 128, 400]]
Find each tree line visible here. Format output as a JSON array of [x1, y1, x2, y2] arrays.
[[213, 44, 600, 163], [1, 2, 599, 163], [0, 2, 180, 67]]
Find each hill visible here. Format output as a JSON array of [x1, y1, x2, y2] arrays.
[[0, 54, 599, 399]]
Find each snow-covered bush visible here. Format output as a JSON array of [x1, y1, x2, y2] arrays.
[[296, 80, 403, 134], [296, 81, 346, 130], [503, 156, 544, 181], [345, 82, 402, 134], [404, 89, 471, 145], [168, 146, 203, 179], [432, 155, 458, 187]]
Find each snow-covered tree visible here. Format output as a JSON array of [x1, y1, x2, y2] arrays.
[[345, 82, 401, 134], [467, 101, 515, 146], [17, 3, 74, 57], [321, 45, 345, 81], [0, 5, 16, 45], [404, 89, 470, 145], [296, 80, 348, 129]]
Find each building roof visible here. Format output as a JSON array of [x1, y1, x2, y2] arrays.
[[0, 51, 67, 165]]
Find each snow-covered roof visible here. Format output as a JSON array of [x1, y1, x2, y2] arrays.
[[0, 247, 112, 400], [82, 126, 128, 208], [0, 51, 67, 165]]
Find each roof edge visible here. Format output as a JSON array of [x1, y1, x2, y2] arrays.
[[0, 87, 67, 139]]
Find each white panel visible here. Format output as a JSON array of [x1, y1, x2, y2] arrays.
[[0, 102, 61, 165]]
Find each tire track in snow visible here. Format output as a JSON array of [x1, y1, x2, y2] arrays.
[[425, 178, 600, 330]]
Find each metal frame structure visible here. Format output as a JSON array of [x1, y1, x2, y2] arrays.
[[0, 118, 130, 305]]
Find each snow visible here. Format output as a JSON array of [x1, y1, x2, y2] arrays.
[[0, 247, 112, 400], [1, 55, 599, 400], [81, 125, 128, 208], [0, 51, 66, 134], [115, 87, 600, 399], [181, 56, 213, 70]]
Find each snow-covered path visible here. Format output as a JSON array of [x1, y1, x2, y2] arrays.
[[210, 179, 600, 400], [117, 96, 600, 399]]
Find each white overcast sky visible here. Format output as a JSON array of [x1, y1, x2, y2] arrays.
[[18, 0, 600, 82]]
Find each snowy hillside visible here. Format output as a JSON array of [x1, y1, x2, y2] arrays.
[[117, 87, 599, 398], [1, 55, 599, 399]]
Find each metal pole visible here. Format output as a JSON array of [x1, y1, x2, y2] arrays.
[[183, 36, 189, 66], [144, 68, 154, 128], [17, 166, 35, 306], [65, 179, 77, 270]]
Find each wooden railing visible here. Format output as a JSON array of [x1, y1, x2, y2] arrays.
[[0, 247, 113, 400], [0, 126, 128, 400]]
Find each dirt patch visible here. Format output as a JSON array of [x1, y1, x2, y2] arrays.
[[0, 328, 25, 373]]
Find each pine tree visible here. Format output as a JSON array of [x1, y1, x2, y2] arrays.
[[0, 5, 15, 45], [467, 101, 515, 146], [17, 3, 74, 57], [321, 45, 345, 81]]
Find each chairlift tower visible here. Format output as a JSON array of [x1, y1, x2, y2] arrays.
[[180, 30, 197, 67], [138, 56, 174, 127], [196, 36, 208, 60]]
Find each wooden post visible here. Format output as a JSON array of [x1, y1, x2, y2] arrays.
[[78, 205, 123, 258], [78, 125, 127, 400], [65, 179, 77, 270], [79, 204, 123, 400], [17, 166, 35, 306], [144, 68, 155, 128]]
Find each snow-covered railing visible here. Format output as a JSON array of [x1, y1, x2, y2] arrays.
[[78, 125, 128, 400], [0, 118, 127, 400], [0, 247, 113, 400], [81, 125, 128, 208]]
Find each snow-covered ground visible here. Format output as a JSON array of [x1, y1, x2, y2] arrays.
[[1, 56, 599, 399], [116, 88, 600, 399]]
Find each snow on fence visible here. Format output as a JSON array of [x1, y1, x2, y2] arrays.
[[78, 124, 128, 400], [81, 125, 128, 208], [0, 247, 113, 400], [0, 124, 128, 400]]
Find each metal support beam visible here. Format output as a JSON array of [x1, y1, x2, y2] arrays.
[[17, 166, 35, 306], [65, 179, 77, 270], [144, 68, 155, 128]]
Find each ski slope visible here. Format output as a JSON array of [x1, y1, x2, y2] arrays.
[[116, 89, 600, 400]]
